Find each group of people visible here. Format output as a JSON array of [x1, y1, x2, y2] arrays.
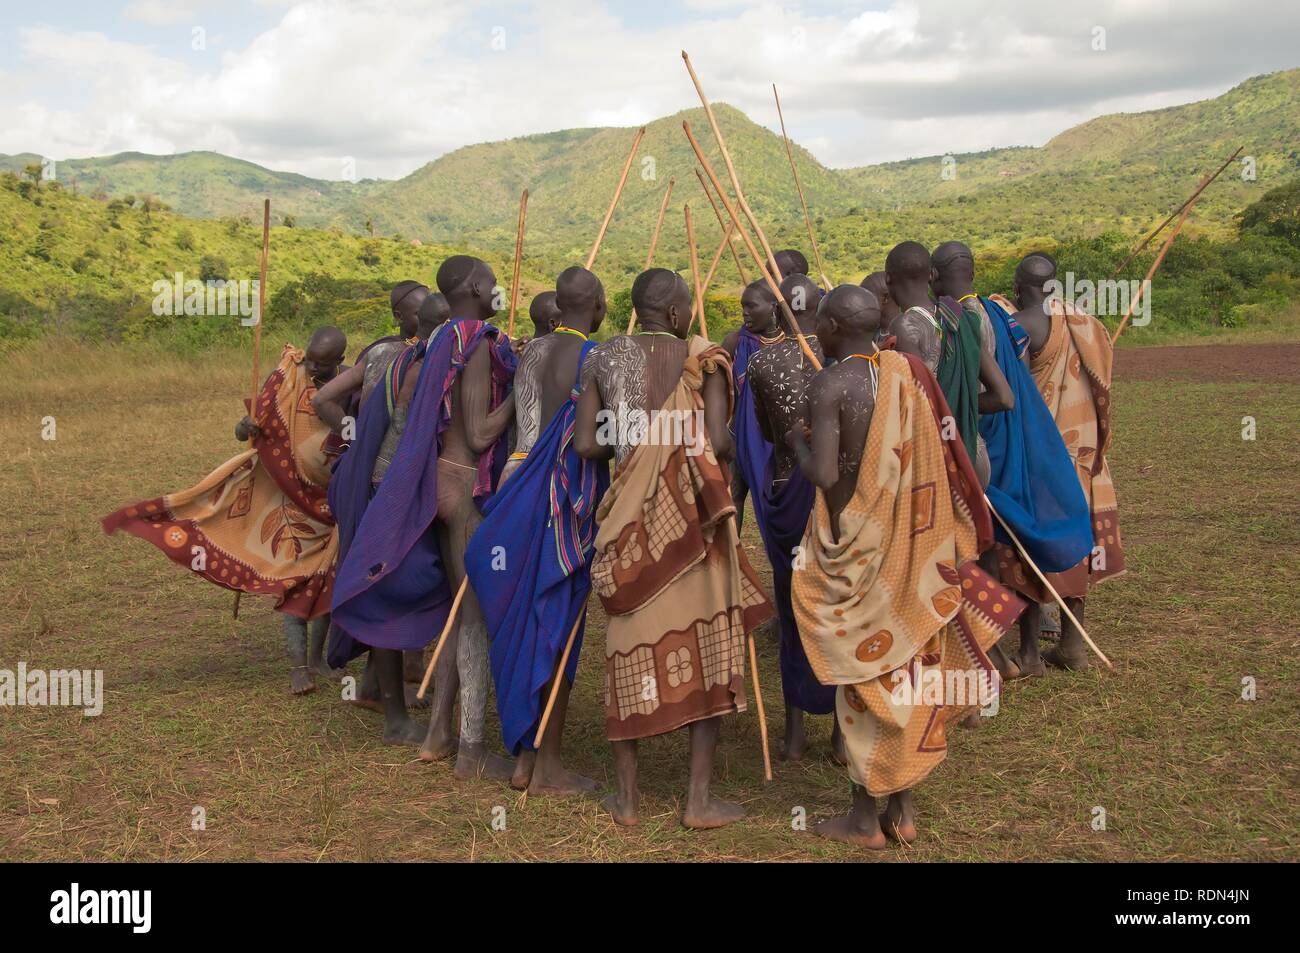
[[104, 238, 1123, 848]]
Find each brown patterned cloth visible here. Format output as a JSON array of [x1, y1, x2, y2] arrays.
[[993, 300, 1125, 601], [792, 350, 1023, 796], [591, 336, 774, 741], [103, 344, 339, 619]]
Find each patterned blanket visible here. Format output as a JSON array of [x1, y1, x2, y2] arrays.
[[103, 344, 338, 619]]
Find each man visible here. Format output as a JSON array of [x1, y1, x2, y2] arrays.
[[774, 248, 809, 279], [104, 327, 348, 695], [332, 256, 516, 773], [885, 241, 1013, 487], [997, 253, 1125, 673], [465, 266, 609, 796], [529, 290, 561, 338], [722, 280, 781, 527], [329, 280, 430, 416], [315, 291, 452, 718], [745, 272, 838, 760], [789, 286, 1022, 847], [576, 268, 773, 829]]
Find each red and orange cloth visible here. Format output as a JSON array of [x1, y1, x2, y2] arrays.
[[792, 350, 1023, 796], [103, 344, 339, 619]]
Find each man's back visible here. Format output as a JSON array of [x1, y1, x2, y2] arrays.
[[748, 337, 823, 483]]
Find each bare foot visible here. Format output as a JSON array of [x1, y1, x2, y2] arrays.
[[814, 815, 887, 849], [780, 717, 809, 762], [511, 750, 536, 790], [290, 667, 315, 695], [454, 744, 515, 781], [347, 696, 384, 713], [404, 683, 431, 710], [382, 716, 426, 747], [417, 722, 457, 763], [528, 765, 601, 798], [602, 792, 639, 827], [880, 810, 917, 844], [682, 795, 745, 830], [1044, 645, 1090, 672], [309, 660, 344, 682], [960, 711, 981, 728]]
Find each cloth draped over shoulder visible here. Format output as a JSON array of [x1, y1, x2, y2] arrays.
[[102, 344, 339, 619], [792, 350, 1023, 796], [993, 299, 1125, 600], [934, 296, 984, 465], [591, 336, 773, 741], [330, 320, 515, 652], [977, 296, 1093, 575], [465, 339, 610, 755], [731, 326, 770, 497], [325, 341, 421, 666]]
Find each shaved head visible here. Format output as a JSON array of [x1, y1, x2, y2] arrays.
[[631, 268, 690, 335], [1015, 252, 1057, 287], [932, 240, 975, 285], [308, 325, 346, 355], [821, 285, 881, 336], [555, 266, 604, 312], [417, 292, 450, 339], [305, 325, 347, 384], [436, 255, 493, 297], [529, 290, 560, 334], [774, 249, 809, 278], [780, 273, 821, 318], [885, 241, 931, 282], [436, 254, 496, 320]]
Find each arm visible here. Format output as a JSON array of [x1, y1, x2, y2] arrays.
[[461, 345, 515, 454], [750, 372, 775, 445], [977, 345, 1014, 414], [235, 372, 274, 440], [722, 330, 739, 359], [787, 374, 839, 490], [311, 360, 366, 433], [574, 373, 612, 461], [702, 365, 733, 461]]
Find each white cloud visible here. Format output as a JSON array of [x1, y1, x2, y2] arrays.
[[0, 0, 1295, 180]]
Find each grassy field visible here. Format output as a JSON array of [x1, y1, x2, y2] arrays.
[[1, 337, 1297, 862]]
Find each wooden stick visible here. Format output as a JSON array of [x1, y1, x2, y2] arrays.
[[1108, 147, 1241, 280], [684, 203, 708, 339], [417, 577, 468, 699], [684, 119, 822, 371], [773, 84, 832, 291], [701, 220, 736, 301], [693, 167, 749, 285], [586, 126, 645, 270], [533, 609, 585, 749], [626, 177, 676, 334], [986, 496, 1113, 670], [682, 51, 782, 283], [506, 188, 529, 338], [1110, 199, 1196, 345], [747, 633, 773, 782], [234, 198, 272, 621], [645, 177, 674, 270]]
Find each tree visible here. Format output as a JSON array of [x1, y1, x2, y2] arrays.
[[283, 213, 297, 228], [1237, 177, 1300, 246]]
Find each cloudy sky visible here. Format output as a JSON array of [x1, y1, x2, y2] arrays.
[[1, 0, 1295, 182]]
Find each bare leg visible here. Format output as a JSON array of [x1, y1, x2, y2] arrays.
[[1045, 597, 1090, 671], [527, 673, 599, 796], [603, 739, 640, 826], [881, 789, 918, 843], [511, 750, 536, 790], [307, 615, 343, 682], [348, 651, 383, 713], [374, 647, 425, 745], [417, 626, 459, 762], [830, 717, 847, 765], [1016, 602, 1046, 677], [978, 550, 1021, 681], [815, 783, 886, 848], [283, 615, 314, 695], [402, 649, 430, 710], [780, 706, 809, 761], [681, 716, 745, 829]]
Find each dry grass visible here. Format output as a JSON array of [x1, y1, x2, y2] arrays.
[[1, 337, 1297, 861]]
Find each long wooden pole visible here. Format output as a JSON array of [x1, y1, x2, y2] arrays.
[[1108, 147, 1241, 280], [986, 498, 1112, 669], [1110, 199, 1196, 345], [684, 203, 708, 339], [747, 633, 773, 781], [533, 609, 585, 749], [701, 220, 736, 301], [506, 189, 529, 338], [416, 577, 468, 700], [626, 177, 676, 334], [682, 51, 783, 282], [773, 84, 832, 291], [693, 167, 749, 285], [684, 119, 820, 369], [586, 126, 646, 270], [234, 198, 272, 621]]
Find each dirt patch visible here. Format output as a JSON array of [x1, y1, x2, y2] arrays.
[[1117, 343, 1300, 383]]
